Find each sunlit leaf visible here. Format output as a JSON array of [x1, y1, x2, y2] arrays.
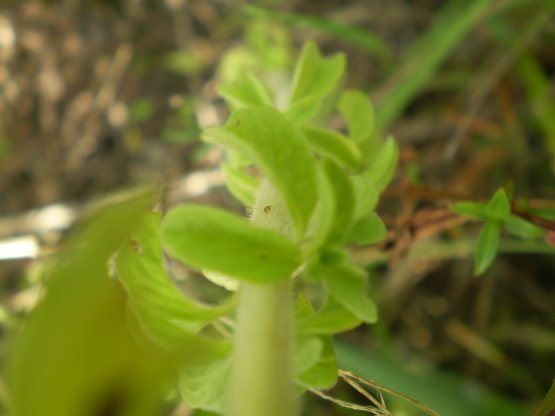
[[302, 126, 361, 170], [474, 221, 501, 276], [205, 107, 318, 237], [218, 71, 273, 109], [289, 41, 345, 105], [350, 175, 380, 221], [160, 204, 302, 284], [116, 212, 231, 347]]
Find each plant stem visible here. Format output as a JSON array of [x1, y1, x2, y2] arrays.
[[228, 179, 297, 416], [229, 279, 295, 416]]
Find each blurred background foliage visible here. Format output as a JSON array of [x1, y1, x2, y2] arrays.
[[0, 0, 554, 415]]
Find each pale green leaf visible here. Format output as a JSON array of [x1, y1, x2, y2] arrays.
[[485, 188, 511, 221], [205, 107, 318, 237], [302, 126, 361, 170], [474, 221, 501, 276], [322, 262, 377, 323], [179, 356, 231, 414], [338, 90, 374, 143], [117, 212, 230, 346], [160, 204, 302, 284], [285, 96, 322, 125], [218, 71, 273, 109], [294, 336, 323, 376], [362, 136, 399, 192], [289, 41, 345, 105], [297, 296, 361, 335], [349, 212, 387, 245], [296, 335, 338, 389]]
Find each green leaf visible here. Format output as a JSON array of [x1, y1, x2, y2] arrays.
[[503, 214, 545, 239], [451, 201, 487, 219], [533, 379, 555, 416], [297, 296, 361, 335], [116, 212, 231, 347], [205, 107, 318, 237], [294, 336, 323, 376], [349, 212, 387, 245], [362, 136, 399, 192], [218, 71, 273, 109], [322, 262, 377, 323], [485, 188, 511, 221], [322, 159, 356, 244], [179, 356, 231, 414], [350, 175, 380, 221], [221, 162, 260, 207], [285, 96, 322, 125], [289, 41, 345, 105], [160, 204, 302, 284], [7, 190, 211, 416], [296, 335, 338, 389], [474, 221, 501, 276], [302, 126, 361, 170], [338, 90, 374, 143]]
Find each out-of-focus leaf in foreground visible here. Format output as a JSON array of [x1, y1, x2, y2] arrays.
[[8, 189, 226, 416]]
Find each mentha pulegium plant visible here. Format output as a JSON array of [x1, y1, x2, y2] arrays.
[[159, 41, 399, 416]]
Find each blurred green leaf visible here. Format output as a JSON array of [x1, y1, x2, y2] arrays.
[[297, 296, 361, 335], [294, 336, 323, 376], [452, 201, 487, 219], [116, 212, 231, 348], [322, 262, 377, 323], [338, 90, 375, 144], [302, 126, 361, 170], [179, 355, 231, 414], [8, 189, 199, 416], [485, 189, 511, 221], [362, 136, 399, 193], [375, 0, 493, 129], [349, 212, 387, 245], [322, 159, 356, 244], [296, 335, 338, 389], [474, 221, 501, 276], [160, 204, 302, 284], [205, 107, 318, 237], [350, 175, 380, 221], [289, 41, 345, 118], [218, 71, 273, 109], [533, 379, 555, 416], [504, 215, 546, 239]]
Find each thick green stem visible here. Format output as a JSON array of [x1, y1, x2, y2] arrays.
[[229, 279, 295, 416], [228, 179, 297, 416]]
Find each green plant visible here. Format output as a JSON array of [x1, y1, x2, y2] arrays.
[[8, 42, 399, 416], [158, 41, 398, 416]]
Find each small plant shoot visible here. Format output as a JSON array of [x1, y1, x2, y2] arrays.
[[159, 41, 399, 416]]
